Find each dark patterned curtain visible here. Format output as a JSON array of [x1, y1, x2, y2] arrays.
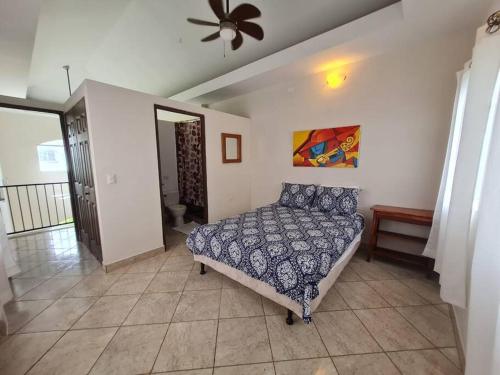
[[175, 121, 204, 207]]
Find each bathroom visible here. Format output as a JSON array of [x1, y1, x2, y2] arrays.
[[155, 108, 207, 234]]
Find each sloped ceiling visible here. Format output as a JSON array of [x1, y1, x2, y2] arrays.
[[0, 0, 42, 98], [1, 0, 492, 105], [173, 0, 493, 104], [4, 0, 399, 103]]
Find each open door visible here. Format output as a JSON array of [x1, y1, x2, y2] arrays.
[[65, 99, 102, 262]]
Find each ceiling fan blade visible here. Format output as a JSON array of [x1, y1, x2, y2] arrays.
[[187, 18, 219, 26], [231, 30, 243, 50], [201, 31, 220, 42], [238, 21, 264, 40], [209, 0, 225, 20], [230, 3, 261, 21]]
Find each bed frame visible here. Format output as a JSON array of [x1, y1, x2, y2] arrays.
[[196, 232, 362, 325]]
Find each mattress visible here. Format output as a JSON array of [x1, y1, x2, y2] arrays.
[[186, 204, 364, 322]]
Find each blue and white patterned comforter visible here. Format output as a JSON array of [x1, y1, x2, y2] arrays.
[[186, 204, 364, 322]]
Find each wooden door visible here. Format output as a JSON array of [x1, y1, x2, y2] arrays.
[[65, 99, 102, 261]]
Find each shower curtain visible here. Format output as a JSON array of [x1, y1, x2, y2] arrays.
[[174, 120, 204, 208]]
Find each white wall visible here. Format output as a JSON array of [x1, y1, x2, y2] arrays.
[[157, 120, 179, 204], [211, 30, 475, 248], [65, 80, 251, 266], [0, 109, 67, 185], [486, 0, 500, 16]]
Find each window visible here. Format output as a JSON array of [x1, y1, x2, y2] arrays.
[[37, 140, 67, 172]]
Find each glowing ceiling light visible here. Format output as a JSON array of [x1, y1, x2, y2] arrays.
[[326, 71, 347, 89]]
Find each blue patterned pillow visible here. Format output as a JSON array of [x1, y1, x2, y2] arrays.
[[278, 183, 316, 209], [313, 186, 359, 215]]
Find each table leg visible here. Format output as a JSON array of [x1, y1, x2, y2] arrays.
[[426, 258, 435, 279], [367, 214, 379, 262]]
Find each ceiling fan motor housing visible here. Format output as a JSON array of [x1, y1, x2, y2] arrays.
[[220, 20, 237, 41]]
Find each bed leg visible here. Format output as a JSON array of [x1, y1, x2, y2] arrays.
[[286, 309, 294, 325], [200, 263, 206, 275]]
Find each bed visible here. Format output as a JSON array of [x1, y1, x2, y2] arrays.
[[186, 184, 364, 324]]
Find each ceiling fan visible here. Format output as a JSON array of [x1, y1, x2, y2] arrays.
[[187, 0, 264, 51]]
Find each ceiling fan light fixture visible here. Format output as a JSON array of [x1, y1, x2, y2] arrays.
[[220, 21, 237, 41], [187, 0, 263, 50]]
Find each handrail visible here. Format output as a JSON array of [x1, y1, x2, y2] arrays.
[[0, 182, 73, 235], [0, 182, 69, 188]]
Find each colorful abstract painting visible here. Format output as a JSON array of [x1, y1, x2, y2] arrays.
[[293, 125, 360, 168]]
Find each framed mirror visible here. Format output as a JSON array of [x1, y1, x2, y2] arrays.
[[221, 133, 242, 163]]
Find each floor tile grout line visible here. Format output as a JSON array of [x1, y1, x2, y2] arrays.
[[13, 235, 164, 372], [2, 299, 57, 339], [85, 253, 168, 375], [327, 346, 461, 357], [18, 301, 465, 332], [261, 293, 277, 373], [353, 307, 436, 350], [17, 296, 99, 335], [378, 346, 466, 373], [8, 286, 67, 335], [4, 233, 83, 336], [365, 278, 434, 306], [7, 284, 445, 325], [83, 328, 120, 375], [442, 303, 463, 366], [25, 298, 103, 370], [438, 346, 463, 371], [310, 319, 338, 373], [347, 307, 404, 375], [399, 278, 443, 304], [348, 307, 384, 351], [335, 280, 392, 310], [339, 264, 363, 282], [335, 277, 444, 310], [150, 254, 192, 373], [211, 280, 223, 369], [19, 275, 109, 373], [352, 305, 461, 371], [20, 326, 69, 373], [62, 271, 123, 299], [392, 305, 452, 350], [10, 277, 47, 300], [15, 275, 84, 302]]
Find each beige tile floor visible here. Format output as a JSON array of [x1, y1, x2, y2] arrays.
[[0, 227, 463, 374]]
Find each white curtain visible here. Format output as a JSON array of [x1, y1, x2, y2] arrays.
[[425, 31, 500, 309], [0, 204, 19, 278], [0, 207, 16, 335], [423, 68, 470, 308], [424, 68, 469, 260], [464, 67, 500, 375]]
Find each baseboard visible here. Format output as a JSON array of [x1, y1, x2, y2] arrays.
[[103, 246, 165, 273], [450, 304, 466, 370]]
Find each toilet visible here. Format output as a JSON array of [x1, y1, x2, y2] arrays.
[[168, 204, 187, 227], [163, 191, 187, 227]]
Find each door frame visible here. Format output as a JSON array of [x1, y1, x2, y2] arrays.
[[0, 102, 79, 237], [153, 104, 208, 246]]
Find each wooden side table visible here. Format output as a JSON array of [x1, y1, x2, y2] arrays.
[[367, 205, 434, 274]]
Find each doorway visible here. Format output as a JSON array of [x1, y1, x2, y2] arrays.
[[0, 103, 75, 236], [154, 105, 208, 243]]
